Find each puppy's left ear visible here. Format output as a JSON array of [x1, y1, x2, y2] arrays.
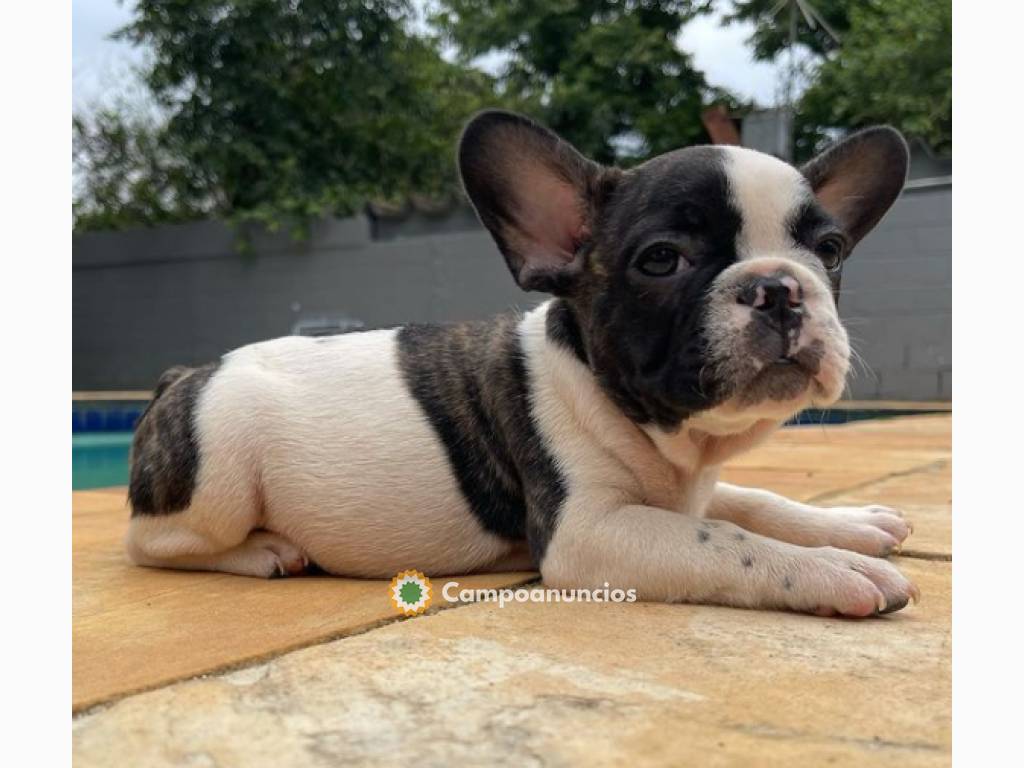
[[801, 126, 910, 246], [458, 110, 615, 295]]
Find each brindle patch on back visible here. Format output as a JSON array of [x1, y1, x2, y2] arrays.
[[397, 315, 567, 563], [129, 362, 219, 516]]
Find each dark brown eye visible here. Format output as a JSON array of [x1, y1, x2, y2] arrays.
[[816, 235, 845, 271], [636, 246, 682, 277]]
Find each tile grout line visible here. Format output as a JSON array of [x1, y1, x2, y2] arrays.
[[804, 458, 951, 562], [73, 575, 541, 718], [804, 459, 949, 506]]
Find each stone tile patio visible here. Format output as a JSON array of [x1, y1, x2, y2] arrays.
[[72, 414, 951, 766]]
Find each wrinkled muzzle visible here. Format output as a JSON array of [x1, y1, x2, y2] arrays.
[[703, 256, 850, 413]]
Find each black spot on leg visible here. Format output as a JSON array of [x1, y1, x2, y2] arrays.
[[734, 532, 747, 541], [783, 576, 793, 591], [698, 529, 711, 543], [741, 555, 754, 568]]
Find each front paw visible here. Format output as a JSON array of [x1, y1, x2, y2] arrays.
[[776, 546, 920, 617], [818, 504, 913, 557]]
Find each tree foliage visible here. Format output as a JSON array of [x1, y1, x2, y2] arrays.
[[727, 0, 951, 159], [798, 0, 952, 158], [74, 0, 494, 233], [723, 0, 852, 61], [73, 105, 217, 231], [432, 1, 733, 165], [73, 0, 951, 234]]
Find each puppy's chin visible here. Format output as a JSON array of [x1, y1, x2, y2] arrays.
[[717, 353, 849, 423], [738, 360, 813, 406]]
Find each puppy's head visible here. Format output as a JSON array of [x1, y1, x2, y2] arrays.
[[459, 110, 908, 430]]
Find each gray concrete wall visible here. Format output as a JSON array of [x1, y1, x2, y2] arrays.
[[73, 216, 538, 390], [838, 179, 951, 400], [73, 182, 951, 399]]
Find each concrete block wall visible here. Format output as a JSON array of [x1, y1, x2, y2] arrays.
[[73, 217, 537, 390], [73, 181, 951, 400], [837, 180, 951, 400]]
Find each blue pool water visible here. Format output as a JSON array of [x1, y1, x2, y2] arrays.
[[70, 407, 945, 491], [73, 432, 133, 490]]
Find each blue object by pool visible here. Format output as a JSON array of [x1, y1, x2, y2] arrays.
[[73, 403, 145, 434], [784, 407, 942, 426]]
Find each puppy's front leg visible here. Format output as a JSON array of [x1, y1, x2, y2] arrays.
[[706, 483, 912, 558], [541, 498, 918, 616]]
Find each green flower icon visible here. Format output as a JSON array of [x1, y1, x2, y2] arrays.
[[399, 581, 423, 605], [390, 570, 432, 615]]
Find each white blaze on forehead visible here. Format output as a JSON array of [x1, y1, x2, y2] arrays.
[[720, 146, 811, 258]]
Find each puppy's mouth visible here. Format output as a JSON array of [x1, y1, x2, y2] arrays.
[[767, 351, 817, 371], [735, 340, 831, 405], [769, 355, 798, 366]]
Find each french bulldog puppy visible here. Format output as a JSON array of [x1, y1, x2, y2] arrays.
[[126, 110, 917, 617]]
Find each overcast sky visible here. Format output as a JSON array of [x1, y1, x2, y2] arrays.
[[73, 0, 785, 114]]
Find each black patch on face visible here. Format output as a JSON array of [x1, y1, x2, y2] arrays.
[[397, 317, 566, 563], [560, 148, 744, 429], [697, 529, 711, 543], [789, 199, 836, 247], [129, 362, 219, 516], [789, 200, 845, 300]]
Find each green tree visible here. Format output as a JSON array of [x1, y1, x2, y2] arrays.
[[73, 0, 495, 233], [432, 1, 734, 165], [725, 0, 950, 159], [723, 0, 852, 61], [798, 0, 951, 158], [73, 105, 218, 231]]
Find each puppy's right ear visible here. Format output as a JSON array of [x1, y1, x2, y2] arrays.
[[458, 110, 612, 295]]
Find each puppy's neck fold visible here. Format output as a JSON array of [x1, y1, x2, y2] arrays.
[[523, 301, 780, 480]]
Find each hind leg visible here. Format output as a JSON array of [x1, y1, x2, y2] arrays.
[[128, 527, 308, 578], [125, 477, 312, 579], [126, 359, 310, 578]]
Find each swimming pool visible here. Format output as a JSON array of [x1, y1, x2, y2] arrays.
[[73, 432, 133, 490], [70, 406, 947, 491]]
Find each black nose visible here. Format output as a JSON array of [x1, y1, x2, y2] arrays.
[[737, 275, 803, 330]]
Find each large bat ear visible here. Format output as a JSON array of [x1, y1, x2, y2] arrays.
[[801, 126, 910, 247], [458, 110, 612, 295]]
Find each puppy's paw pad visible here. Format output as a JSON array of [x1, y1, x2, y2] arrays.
[[275, 552, 308, 576], [267, 548, 307, 577], [248, 532, 309, 577]]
